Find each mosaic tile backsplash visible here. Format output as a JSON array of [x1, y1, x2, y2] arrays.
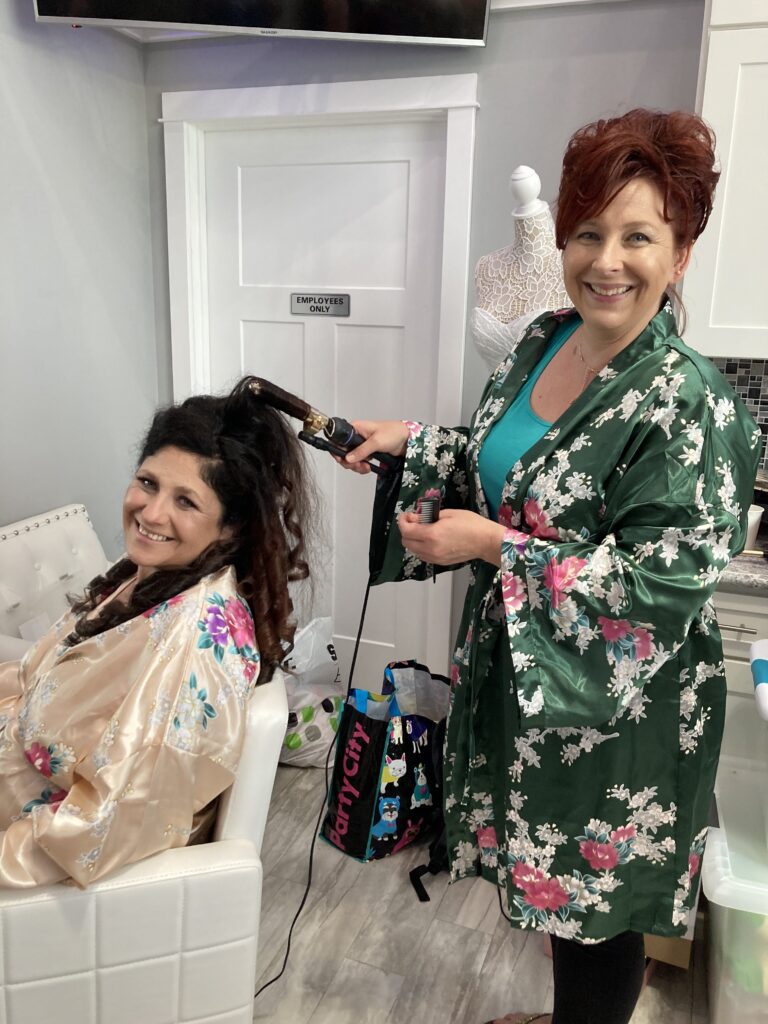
[[711, 357, 768, 472]]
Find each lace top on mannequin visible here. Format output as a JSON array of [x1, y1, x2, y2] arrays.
[[472, 165, 570, 369]]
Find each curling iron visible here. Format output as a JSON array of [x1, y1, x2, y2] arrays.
[[248, 377, 402, 476]]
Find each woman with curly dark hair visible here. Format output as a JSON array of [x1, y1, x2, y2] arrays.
[[0, 377, 314, 888], [338, 110, 761, 1023]]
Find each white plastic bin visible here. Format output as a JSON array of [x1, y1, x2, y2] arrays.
[[703, 759, 768, 1023]]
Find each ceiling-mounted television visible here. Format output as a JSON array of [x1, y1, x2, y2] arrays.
[[34, 1, 491, 47]]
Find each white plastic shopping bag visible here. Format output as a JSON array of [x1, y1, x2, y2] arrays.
[[280, 618, 344, 767]]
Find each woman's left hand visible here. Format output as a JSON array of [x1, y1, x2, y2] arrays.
[[398, 509, 506, 567]]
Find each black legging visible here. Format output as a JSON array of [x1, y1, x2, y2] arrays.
[[550, 930, 646, 1024]]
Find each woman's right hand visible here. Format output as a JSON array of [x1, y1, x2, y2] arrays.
[[335, 420, 409, 475]]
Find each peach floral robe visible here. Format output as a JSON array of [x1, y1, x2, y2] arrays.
[[0, 566, 260, 888]]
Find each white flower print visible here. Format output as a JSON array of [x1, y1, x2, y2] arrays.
[[660, 528, 682, 566], [712, 397, 736, 430], [709, 528, 733, 564], [436, 450, 456, 479], [561, 728, 619, 765], [680, 421, 705, 467], [606, 580, 626, 614], [92, 716, 120, 770], [452, 839, 480, 876], [512, 651, 535, 674], [536, 823, 568, 847], [715, 459, 739, 518], [565, 472, 595, 501], [619, 390, 643, 420], [696, 565, 721, 588], [518, 685, 544, 719]]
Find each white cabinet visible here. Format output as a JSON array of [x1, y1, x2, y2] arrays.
[[684, 0, 768, 358], [713, 588, 768, 770]]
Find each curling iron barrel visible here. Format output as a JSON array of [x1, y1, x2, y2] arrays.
[[248, 377, 401, 475]]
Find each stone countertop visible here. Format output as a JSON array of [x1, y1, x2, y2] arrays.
[[719, 550, 768, 598]]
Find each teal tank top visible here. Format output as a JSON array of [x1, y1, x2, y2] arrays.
[[478, 318, 581, 518]]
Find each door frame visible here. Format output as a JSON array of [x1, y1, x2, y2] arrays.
[[162, 73, 478, 673]]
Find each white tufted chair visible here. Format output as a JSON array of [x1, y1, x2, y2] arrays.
[[0, 506, 289, 1024], [0, 504, 110, 659]]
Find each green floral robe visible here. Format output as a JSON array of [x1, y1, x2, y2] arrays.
[[372, 306, 762, 942]]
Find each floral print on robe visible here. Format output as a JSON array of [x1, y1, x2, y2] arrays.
[[372, 306, 762, 942], [0, 566, 259, 888]]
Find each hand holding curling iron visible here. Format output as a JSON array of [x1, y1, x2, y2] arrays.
[[334, 420, 410, 474]]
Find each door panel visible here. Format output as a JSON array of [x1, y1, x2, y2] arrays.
[[204, 117, 450, 680]]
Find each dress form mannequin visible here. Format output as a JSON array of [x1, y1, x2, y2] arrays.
[[472, 166, 570, 369]]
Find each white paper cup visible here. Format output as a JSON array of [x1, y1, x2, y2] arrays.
[[746, 504, 764, 549]]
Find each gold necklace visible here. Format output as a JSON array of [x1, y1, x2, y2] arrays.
[[575, 340, 601, 389]]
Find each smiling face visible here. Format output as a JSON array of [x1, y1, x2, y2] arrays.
[[562, 177, 692, 351], [122, 446, 231, 580]]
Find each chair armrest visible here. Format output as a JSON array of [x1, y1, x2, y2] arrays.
[[0, 633, 31, 663], [0, 838, 259, 907], [214, 669, 289, 852], [0, 839, 263, 1019]]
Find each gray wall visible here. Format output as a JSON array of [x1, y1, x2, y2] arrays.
[[143, 0, 705, 418], [0, 3, 156, 557]]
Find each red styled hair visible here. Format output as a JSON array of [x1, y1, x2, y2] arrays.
[[554, 109, 720, 249]]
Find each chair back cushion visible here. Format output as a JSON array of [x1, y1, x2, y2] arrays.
[[0, 505, 109, 640]]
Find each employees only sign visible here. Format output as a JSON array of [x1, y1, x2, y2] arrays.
[[291, 293, 350, 316]]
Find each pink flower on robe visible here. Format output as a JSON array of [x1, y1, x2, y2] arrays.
[[523, 498, 559, 539], [503, 528, 528, 556], [224, 597, 255, 650], [450, 663, 460, 688], [522, 876, 570, 912], [49, 788, 67, 812], [610, 826, 637, 844], [498, 505, 513, 528], [632, 627, 654, 661], [542, 556, 587, 609], [512, 859, 546, 889], [579, 840, 620, 871], [25, 742, 52, 777], [688, 853, 701, 877], [502, 575, 526, 614], [512, 860, 569, 911], [598, 617, 632, 642], [476, 826, 498, 850]]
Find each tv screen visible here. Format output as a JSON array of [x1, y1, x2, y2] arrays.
[[34, 1, 490, 46]]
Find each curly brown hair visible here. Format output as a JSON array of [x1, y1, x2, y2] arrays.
[[555, 108, 720, 250], [66, 377, 315, 681]]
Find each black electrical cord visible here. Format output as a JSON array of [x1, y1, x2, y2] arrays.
[[253, 576, 373, 1001]]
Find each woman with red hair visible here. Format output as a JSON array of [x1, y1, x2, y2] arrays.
[[338, 109, 761, 1023]]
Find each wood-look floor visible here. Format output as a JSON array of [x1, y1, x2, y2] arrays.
[[253, 766, 709, 1024]]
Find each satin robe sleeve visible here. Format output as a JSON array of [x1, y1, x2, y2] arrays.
[[371, 421, 473, 583], [0, 597, 259, 889], [498, 375, 760, 729]]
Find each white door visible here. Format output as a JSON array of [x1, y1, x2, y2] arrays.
[[202, 116, 452, 681]]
